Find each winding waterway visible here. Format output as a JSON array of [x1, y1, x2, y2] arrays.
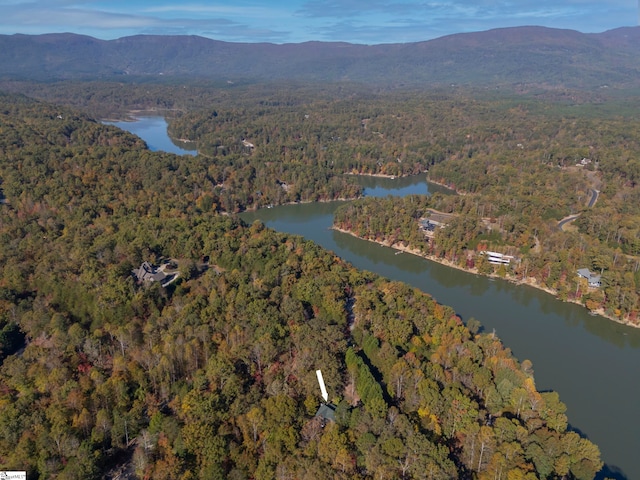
[[104, 116, 197, 155], [115, 116, 638, 480]]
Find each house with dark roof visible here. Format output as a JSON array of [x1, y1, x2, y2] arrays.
[[315, 403, 336, 425], [133, 261, 180, 287], [577, 268, 602, 287]]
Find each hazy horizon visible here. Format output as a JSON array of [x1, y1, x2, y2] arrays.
[[0, 0, 635, 45]]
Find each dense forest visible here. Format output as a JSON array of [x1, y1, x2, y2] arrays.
[[167, 85, 639, 324], [0, 92, 605, 478]]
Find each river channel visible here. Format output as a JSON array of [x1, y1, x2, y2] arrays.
[[114, 116, 638, 479]]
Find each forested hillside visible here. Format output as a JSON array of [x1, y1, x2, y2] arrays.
[[0, 94, 603, 478], [1, 27, 639, 88]]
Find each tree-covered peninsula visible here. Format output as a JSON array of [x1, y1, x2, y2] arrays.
[[0, 93, 604, 478]]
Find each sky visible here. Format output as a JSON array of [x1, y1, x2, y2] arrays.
[[0, 0, 636, 45]]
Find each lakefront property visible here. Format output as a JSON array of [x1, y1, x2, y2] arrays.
[[577, 268, 602, 287]]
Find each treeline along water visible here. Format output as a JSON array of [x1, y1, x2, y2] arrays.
[[121, 116, 639, 479]]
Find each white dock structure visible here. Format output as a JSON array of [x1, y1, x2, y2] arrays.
[[483, 251, 514, 265]]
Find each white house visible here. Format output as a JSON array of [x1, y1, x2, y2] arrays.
[[577, 268, 602, 287], [482, 251, 515, 265]]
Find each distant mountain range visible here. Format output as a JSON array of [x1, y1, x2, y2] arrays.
[[1, 26, 639, 88]]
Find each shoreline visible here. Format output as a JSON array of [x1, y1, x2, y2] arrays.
[[331, 226, 634, 329], [101, 107, 185, 123], [424, 177, 461, 194], [239, 195, 358, 214], [343, 171, 403, 179]]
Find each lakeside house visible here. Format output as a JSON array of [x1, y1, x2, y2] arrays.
[[476, 250, 516, 265], [482, 251, 515, 265], [420, 219, 444, 233], [577, 268, 602, 287], [133, 261, 177, 287], [419, 215, 451, 239], [315, 403, 336, 425]]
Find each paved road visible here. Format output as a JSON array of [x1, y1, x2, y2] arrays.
[[558, 214, 581, 230], [557, 188, 599, 230]]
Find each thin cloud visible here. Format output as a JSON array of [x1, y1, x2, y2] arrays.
[[299, 0, 635, 43], [0, 0, 634, 43], [0, 1, 291, 41], [298, 0, 632, 23], [143, 4, 285, 18], [297, 0, 419, 18], [0, 5, 153, 29]]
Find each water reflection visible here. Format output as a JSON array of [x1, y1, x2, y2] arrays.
[[357, 174, 453, 198], [358, 174, 430, 197], [469, 277, 491, 297]]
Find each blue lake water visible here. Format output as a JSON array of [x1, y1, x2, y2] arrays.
[[104, 116, 196, 155]]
